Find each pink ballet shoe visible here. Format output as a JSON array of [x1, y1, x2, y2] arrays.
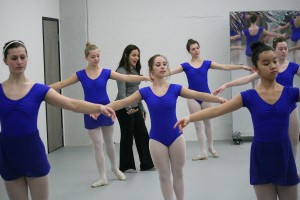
[[208, 149, 220, 158], [192, 153, 208, 161], [91, 179, 108, 188], [112, 169, 126, 181]]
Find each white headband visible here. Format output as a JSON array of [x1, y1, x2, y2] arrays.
[[3, 40, 25, 54]]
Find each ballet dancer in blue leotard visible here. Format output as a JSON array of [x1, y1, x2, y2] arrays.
[[169, 39, 252, 161], [0, 40, 115, 200], [214, 37, 300, 176], [104, 54, 227, 200], [50, 42, 150, 187], [176, 41, 300, 200], [274, 13, 300, 64], [242, 13, 284, 67]]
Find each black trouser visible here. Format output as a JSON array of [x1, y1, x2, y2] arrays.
[[116, 108, 154, 171]]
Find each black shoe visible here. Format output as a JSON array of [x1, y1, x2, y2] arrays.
[[140, 167, 156, 171], [123, 169, 137, 173]]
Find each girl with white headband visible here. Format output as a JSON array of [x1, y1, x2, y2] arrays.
[[0, 40, 115, 200]]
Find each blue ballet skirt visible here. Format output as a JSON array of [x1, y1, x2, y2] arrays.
[[250, 137, 298, 186], [0, 132, 50, 180], [0, 83, 51, 180], [241, 87, 299, 186]]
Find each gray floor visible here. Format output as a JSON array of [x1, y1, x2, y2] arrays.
[[1, 140, 299, 200]]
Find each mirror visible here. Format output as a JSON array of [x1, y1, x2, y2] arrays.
[[230, 10, 300, 66], [229, 10, 300, 141]]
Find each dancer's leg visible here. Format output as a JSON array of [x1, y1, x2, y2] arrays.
[[187, 99, 207, 160], [169, 136, 185, 200], [88, 128, 108, 187], [101, 126, 125, 181], [149, 139, 173, 200]]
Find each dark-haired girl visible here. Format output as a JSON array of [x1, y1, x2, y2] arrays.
[[115, 44, 154, 173], [175, 41, 299, 200], [214, 37, 300, 176]]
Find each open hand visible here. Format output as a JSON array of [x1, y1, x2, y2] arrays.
[[174, 116, 191, 133], [213, 85, 226, 95]]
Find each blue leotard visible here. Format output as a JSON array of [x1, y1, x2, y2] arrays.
[[181, 61, 211, 104], [241, 87, 299, 186], [0, 83, 51, 180], [290, 19, 300, 42], [76, 69, 114, 129], [243, 26, 264, 57], [139, 84, 182, 146], [276, 62, 300, 112]]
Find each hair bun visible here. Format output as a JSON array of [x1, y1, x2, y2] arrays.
[[250, 41, 265, 53]]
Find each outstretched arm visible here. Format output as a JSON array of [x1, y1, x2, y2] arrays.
[[230, 46, 243, 50], [180, 87, 227, 104], [107, 91, 143, 111], [174, 94, 243, 132], [273, 22, 290, 32], [213, 72, 259, 95], [230, 34, 242, 41], [110, 71, 151, 82], [44, 89, 115, 118], [49, 73, 78, 90], [289, 45, 300, 52], [168, 65, 183, 76], [210, 61, 252, 71], [263, 29, 285, 38]]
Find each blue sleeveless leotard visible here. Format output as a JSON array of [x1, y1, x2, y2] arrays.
[[290, 19, 300, 42], [276, 62, 300, 112], [139, 84, 182, 146], [243, 26, 264, 57], [241, 87, 299, 186], [181, 61, 211, 104], [0, 83, 51, 180], [76, 69, 114, 129]]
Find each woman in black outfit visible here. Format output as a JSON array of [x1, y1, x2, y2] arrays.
[[115, 44, 154, 172]]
